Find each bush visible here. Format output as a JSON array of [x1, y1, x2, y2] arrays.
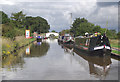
[[4, 30, 16, 39]]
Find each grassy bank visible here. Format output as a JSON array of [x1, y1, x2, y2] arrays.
[[110, 39, 120, 48], [109, 39, 120, 55], [2, 44, 32, 68], [2, 36, 36, 56]]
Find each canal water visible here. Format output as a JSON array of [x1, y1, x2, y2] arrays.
[[2, 39, 119, 80]]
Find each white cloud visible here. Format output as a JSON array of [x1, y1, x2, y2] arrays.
[[63, 1, 97, 25], [0, 0, 15, 5], [88, 5, 118, 30], [0, 1, 118, 32]]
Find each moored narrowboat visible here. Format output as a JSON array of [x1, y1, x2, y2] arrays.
[[74, 33, 111, 53], [58, 35, 64, 43], [37, 36, 42, 42], [63, 34, 74, 44]]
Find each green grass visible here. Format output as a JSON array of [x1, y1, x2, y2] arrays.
[[112, 50, 120, 55], [109, 39, 120, 55], [111, 44, 120, 48], [110, 39, 119, 48]]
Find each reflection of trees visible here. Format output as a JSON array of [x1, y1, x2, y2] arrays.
[[2, 42, 50, 68], [24, 42, 50, 57], [74, 49, 112, 80]]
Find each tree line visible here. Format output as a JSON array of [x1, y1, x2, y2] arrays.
[[60, 17, 119, 39], [0, 11, 50, 39]]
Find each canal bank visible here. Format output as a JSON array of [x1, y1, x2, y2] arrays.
[[2, 36, 36, 57]]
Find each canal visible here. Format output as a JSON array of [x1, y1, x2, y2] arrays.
[[2, 39, 119, 80]]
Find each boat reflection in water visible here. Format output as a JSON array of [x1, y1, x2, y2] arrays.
[[26, 46, 30, 55], [61, 44, 74, 56], [37, 42, 42, 45], [61, 43, 112, 80], [24, 41, 50, 58], [74, 49, 112, 80]]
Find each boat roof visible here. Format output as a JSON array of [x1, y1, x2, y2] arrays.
[[75, 35, 100, 39], [64, 34, 70, 36], [75, 36, 89, 38]]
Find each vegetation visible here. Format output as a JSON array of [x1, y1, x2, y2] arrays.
[[25, 16, 50, 33], [2, 46, 26, 68], [112, 50, 120, 55], [109, 39, 120, 55], [2, 36, 36, 56], [117, 32, 120, 39], [70, 17, 118, 39], [1, 10, 50, 57], [59, 29, 70, 35], [11, 11, 26, 29], [110, 39, 120, 48], [0, 11, 10, 24], [0, 11, 50, 39], [51, 30, 56, 32]]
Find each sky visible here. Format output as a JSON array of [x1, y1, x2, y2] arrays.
[[0, 0, 119, 32]]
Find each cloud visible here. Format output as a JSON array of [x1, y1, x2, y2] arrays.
[[88, 2, 118, 30], [0, 0, 15, 5], [97, 0, 120, 2], [0, 1, 118, 32]]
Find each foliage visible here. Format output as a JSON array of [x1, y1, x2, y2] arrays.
[[2, 24, 16, 39], [106, 29, 117, 39], [117, 32, 120, 39], [71, 18, 98, 36], [25, 16, 50, 34], [51, 30, 56, 32], [59, 29, 70, 35], [1, 11, 50, 39], [0, 11, 10, 24], [70, 17, 117, 39], [11, 11, 26, 28], [4, 29, 16, 39], [2, 36, 36, 52]]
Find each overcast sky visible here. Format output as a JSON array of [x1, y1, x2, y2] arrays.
[[0, 0, 119, 32]]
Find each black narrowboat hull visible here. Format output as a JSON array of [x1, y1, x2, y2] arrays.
[[37, 38, 42, 42], [63, 40, 74, 44], [63, 43, 74, 49], [74, 35, 111, 55], [74, 46, 111, 56]]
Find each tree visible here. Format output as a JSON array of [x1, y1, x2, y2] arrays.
[[71, 17, 97, 36], [106, 29, 117, 39], [92, 25, 101, 33], [117, 32, 120, 39], [11, 11, 26, 28], [0, 11, 10, 24], [59, 29, 71, 35], [25, 16, 50, 34], [51, 30, 56, 32]]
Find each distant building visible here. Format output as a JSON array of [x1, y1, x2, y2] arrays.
[[33, 32, 38, 38]]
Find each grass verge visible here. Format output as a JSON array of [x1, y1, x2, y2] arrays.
[[111, 50, 120, 55], [109, 39, 120, 55], [2, 36, 36, 55]]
